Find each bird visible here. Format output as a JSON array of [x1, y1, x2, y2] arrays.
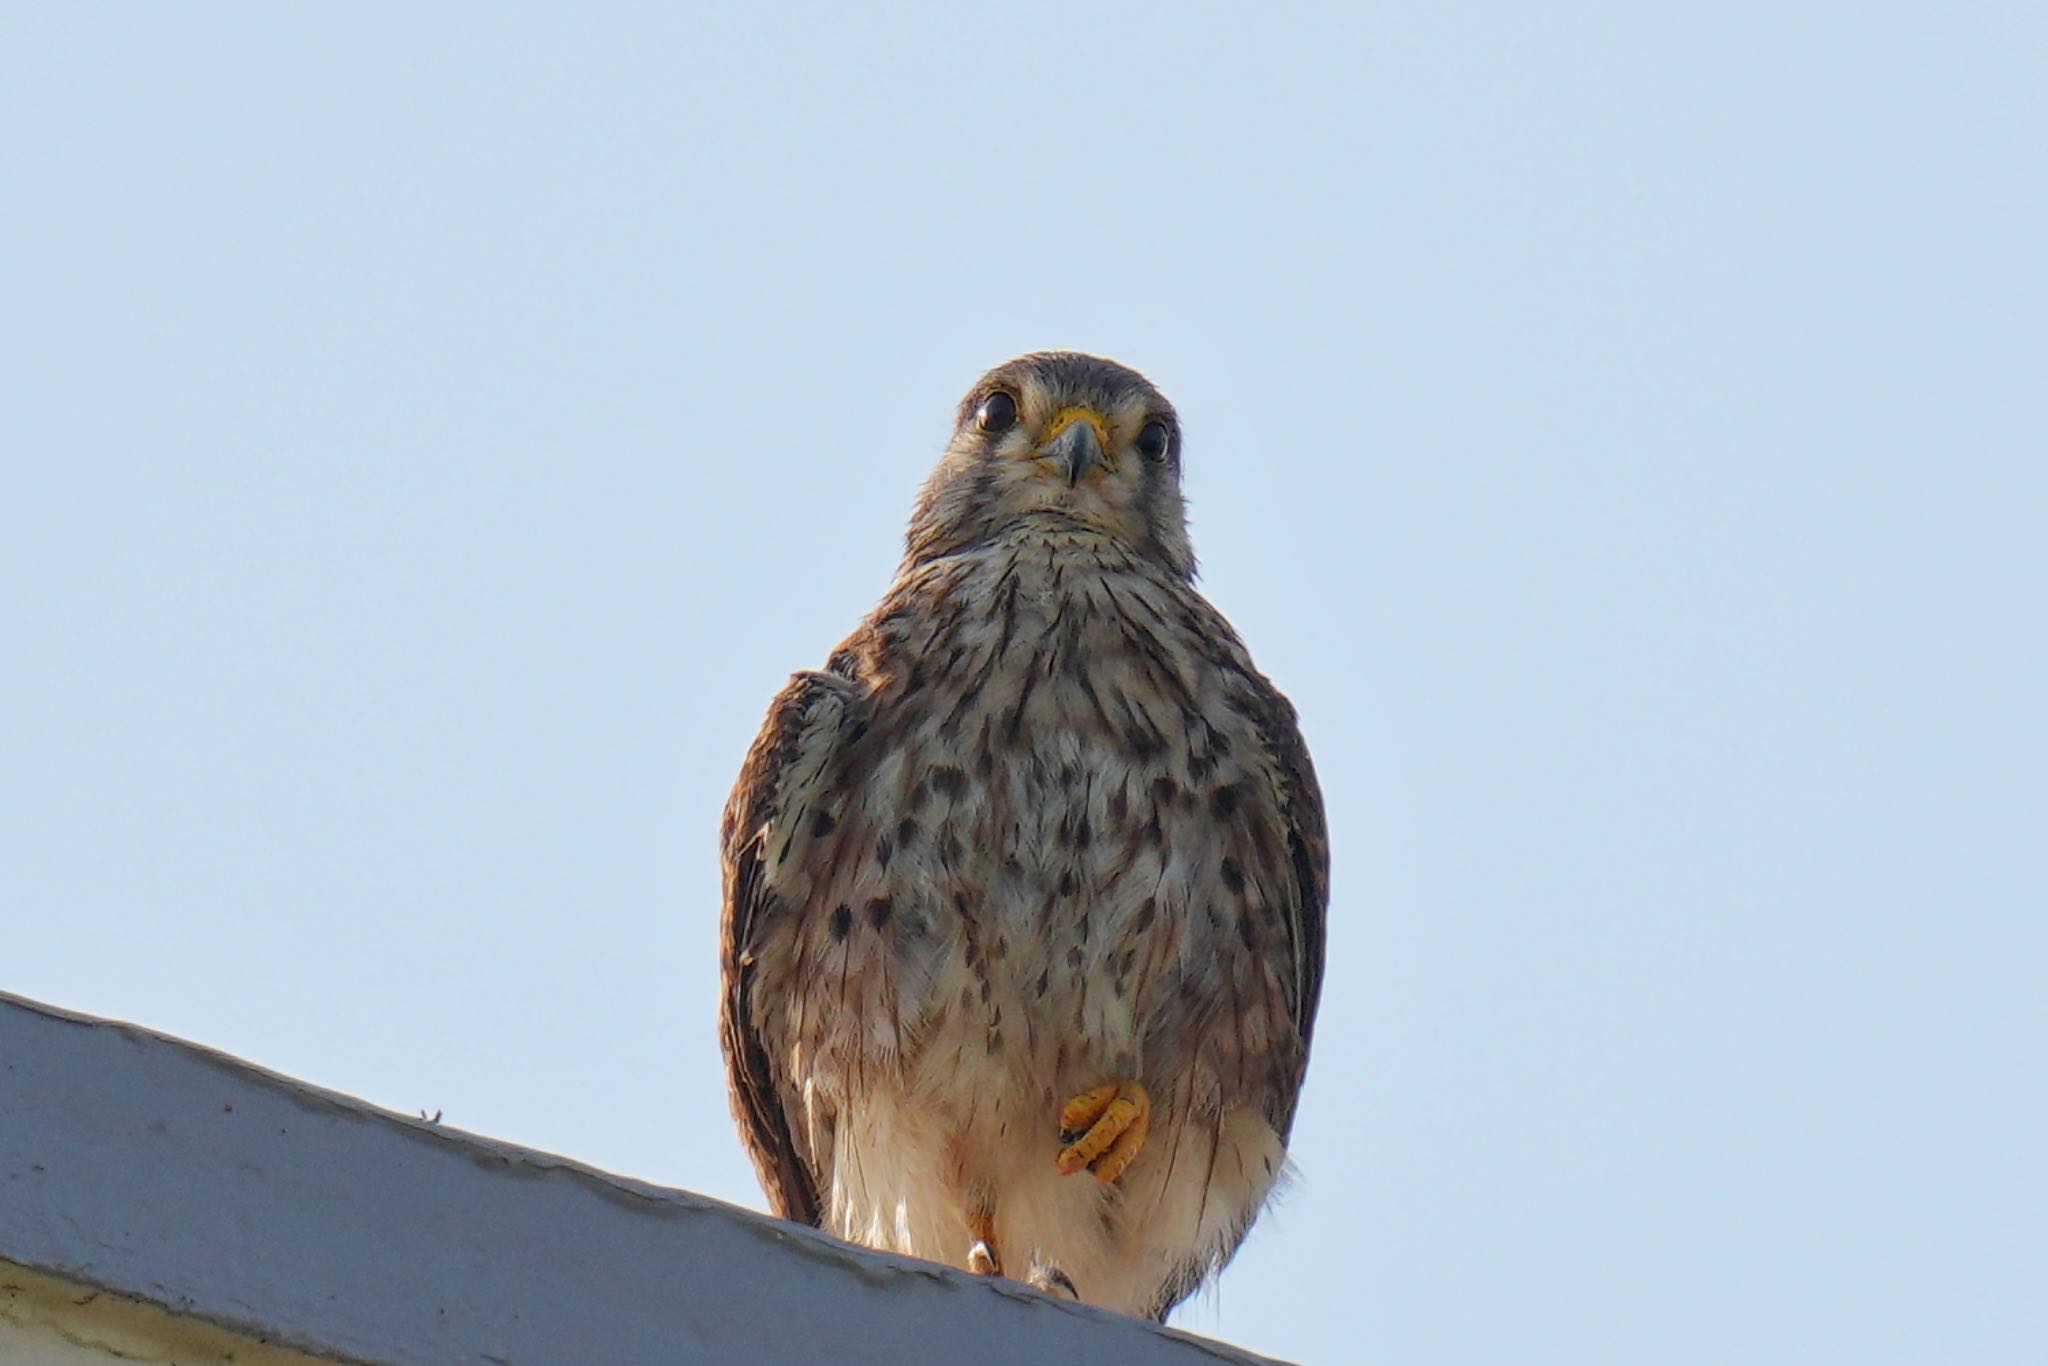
[[719, 351, 1327, 1320]]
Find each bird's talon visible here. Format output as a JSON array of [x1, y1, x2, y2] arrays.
[[968, 1207, 1003, 1276], [1029, 1265, 1080, 1300], [968, 1239, 1000, 1276], [1054, 1078, 1150, 1182]]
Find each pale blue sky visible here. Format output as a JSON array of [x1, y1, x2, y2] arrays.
[[4, 6, 2043, 1362]]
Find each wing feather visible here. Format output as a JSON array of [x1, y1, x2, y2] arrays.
[[1236, 672, 1330, 1140], [719, 667, 861, 1226]]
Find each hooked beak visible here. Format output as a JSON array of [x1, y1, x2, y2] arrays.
[[1039, 414, 1108, 487]]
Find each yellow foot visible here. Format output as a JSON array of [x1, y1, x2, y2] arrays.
[[1055, 1079, 1151, 1182]]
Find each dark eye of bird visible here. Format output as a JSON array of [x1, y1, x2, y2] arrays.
[[976, 390, 1018, 434], [1137, 419, 1172, 463]]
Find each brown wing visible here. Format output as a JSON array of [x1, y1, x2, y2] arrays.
[[718, 667, 862, 1226], [1238, 672, 1330, 1141]]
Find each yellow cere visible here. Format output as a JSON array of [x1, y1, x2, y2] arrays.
[[1040, 406, 1116, 464]]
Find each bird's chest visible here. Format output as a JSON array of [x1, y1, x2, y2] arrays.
[[762, 554, 1285, 1092], [876, 575, 1263, 1058]]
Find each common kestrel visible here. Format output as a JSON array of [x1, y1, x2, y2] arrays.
[[720, 352, 1328, 1319]]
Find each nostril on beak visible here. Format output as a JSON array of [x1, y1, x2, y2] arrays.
[[1044, 421, 1104, 487]]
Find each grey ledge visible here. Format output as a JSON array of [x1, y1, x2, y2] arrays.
[[0, 990, 1285, 1366]]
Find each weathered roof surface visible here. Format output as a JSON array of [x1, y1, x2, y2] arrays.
[[2, 1256, 345, 1364], [0, 991, 1285, 1366]]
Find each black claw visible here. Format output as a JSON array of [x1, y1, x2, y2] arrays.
[[968, 1239, 1001, 1276], [1034, 1267, 1079, 1300]]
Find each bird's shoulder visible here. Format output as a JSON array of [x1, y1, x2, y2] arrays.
[[721, 668, 862, 853]]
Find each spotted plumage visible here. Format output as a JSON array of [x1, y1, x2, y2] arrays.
[[720, 352, 1327, 1319]]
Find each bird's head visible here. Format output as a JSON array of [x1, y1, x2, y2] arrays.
[[904, 352, 1194, 578]]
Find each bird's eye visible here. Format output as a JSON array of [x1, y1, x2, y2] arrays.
[[976, 390, 1018, 434], [1137, 419, 1173, 464]]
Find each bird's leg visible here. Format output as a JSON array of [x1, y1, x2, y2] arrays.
[[1055, 1079, 1151, 1182], [967, 1205, 1003, 1277]]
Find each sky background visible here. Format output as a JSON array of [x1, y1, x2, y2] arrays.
[[4, 5, 2043, 1363]]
